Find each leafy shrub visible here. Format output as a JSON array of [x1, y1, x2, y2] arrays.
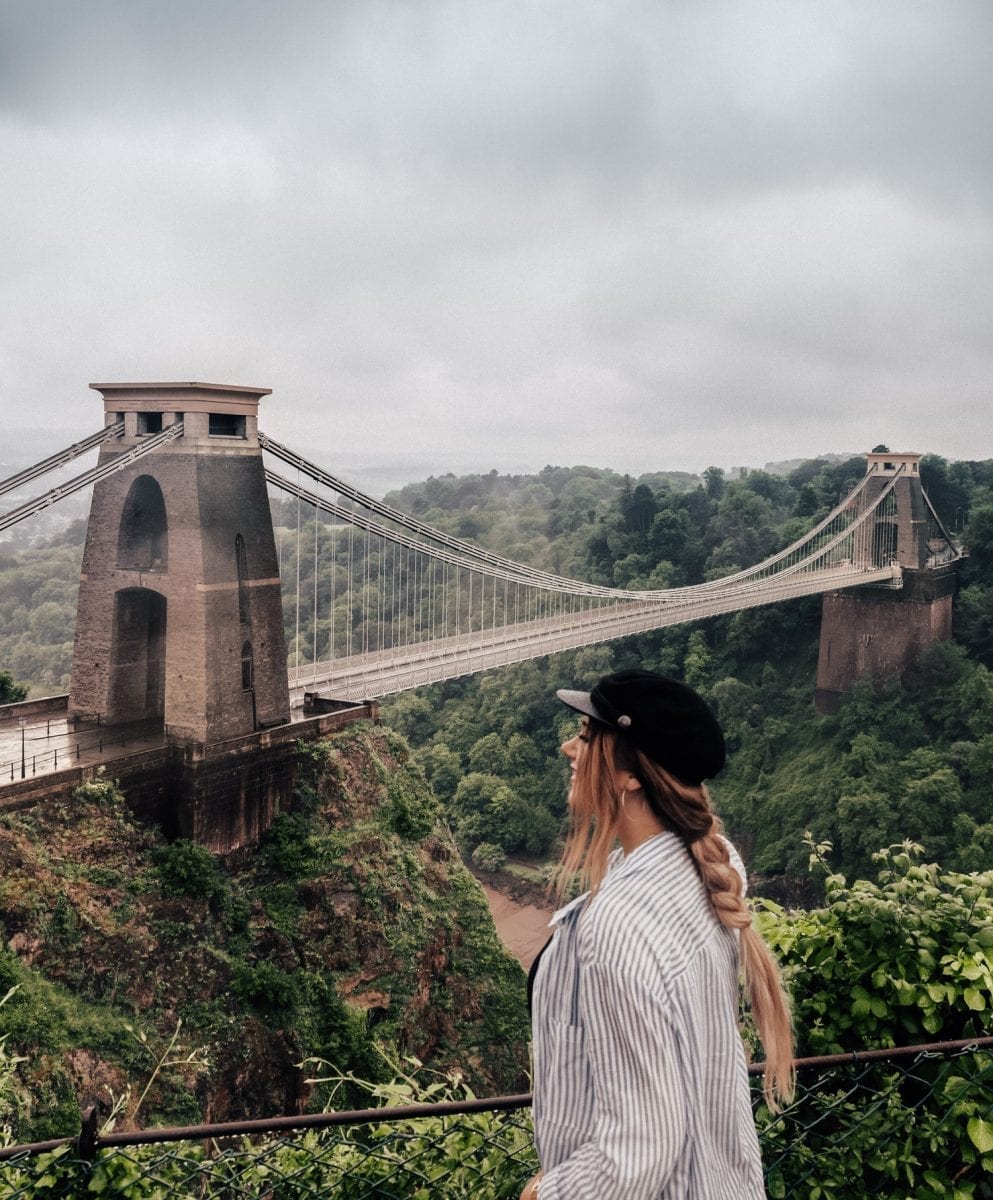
[[758, 839, 993, 1056], [0, 669, 27, 705], [757, 1053, 993, 1200], [73, 771, 125, 807], [262, 812, 319, 877], [229, 961, 300, 1012], [0, 1058, 538, 1197], [472, 842, 507, 872], [0, 987, 27, 1146], [153, 840, 226, 904], [46, 895, 80, 947], [293, 738, 342, 813], [384, 772, 439, 841]]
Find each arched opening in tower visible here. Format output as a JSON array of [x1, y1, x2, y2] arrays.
[[109, 588, 167, 723], [117, 475, 168, 571]]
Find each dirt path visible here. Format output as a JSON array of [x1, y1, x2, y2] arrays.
[[482, 885, 554, 969]]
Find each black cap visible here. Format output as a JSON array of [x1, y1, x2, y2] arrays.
[[557, 669, 726, 786]]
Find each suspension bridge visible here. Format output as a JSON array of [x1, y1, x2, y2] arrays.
[[0, 387, 961, 710], [0, 382, 962, 848], [265, 431, 926, 703]]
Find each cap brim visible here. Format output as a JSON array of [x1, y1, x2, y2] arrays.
[[556, 688, 608, 724]]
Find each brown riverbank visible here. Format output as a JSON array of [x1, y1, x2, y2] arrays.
[[481, 884, 554, 969]]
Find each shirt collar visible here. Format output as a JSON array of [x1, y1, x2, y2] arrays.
[[547, 832, 683, 927], [549, 891, 589, 927]]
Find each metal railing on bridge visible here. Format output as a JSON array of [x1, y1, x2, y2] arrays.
[[0, 717, 160, 783], [2, 1037, 991, 1198]]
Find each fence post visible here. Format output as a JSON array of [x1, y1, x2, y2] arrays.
[[78, 1105, 99, 1161]]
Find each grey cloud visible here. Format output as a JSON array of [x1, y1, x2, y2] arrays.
[[1, 0, 991, 481]]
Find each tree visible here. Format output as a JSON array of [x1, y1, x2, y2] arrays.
[[387, 694, 437, 743], [416, 743, 462, 803], [468, 733, 506, 776], [703, 466, 725, 501], [683, 629, 713, 691], [620, 483, 657, 534], [471, 842, 507, 872], [0, 670, 27, 705], [452, 773, 506, 817]]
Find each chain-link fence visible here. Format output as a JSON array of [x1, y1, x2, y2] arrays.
[[2, 1039, 991, 1199]]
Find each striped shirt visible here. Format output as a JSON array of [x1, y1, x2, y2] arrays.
[[531, 831, 765, 1199]]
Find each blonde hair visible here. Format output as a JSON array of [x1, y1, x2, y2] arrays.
[[554, 723, 795, 1110]]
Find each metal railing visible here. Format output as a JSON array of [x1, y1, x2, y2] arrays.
[[0, 717, 163, 784], [2, 1038, 992, 1198]]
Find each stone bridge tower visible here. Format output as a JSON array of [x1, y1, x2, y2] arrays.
[[815, 450, 957, 713], [68, 382, 290, 743]]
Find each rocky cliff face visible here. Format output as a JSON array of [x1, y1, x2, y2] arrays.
[[0, 723, 530, 1142]]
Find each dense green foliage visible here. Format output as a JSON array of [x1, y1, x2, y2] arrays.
[[3, 846, 992, 1196], [0, 521, 85, 697], [762, 840, 993, 1055], [4, 450, 993, 1193], [0, 672, 26, 706], [754, 842, 993, 1199]]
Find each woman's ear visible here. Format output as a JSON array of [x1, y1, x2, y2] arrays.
[[616, 769, 642, 795]]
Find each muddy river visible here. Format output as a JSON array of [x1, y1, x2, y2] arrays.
[[481, 885, 554, 969]]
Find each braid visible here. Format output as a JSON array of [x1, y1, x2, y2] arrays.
[[634, 752, 796, 1111], [690, 827, 752, 931]]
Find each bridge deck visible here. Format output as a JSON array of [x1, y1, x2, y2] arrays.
[[288, 561, 902, 702]]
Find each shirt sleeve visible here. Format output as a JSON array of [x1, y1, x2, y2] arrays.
[[537, 960, 685, 1200]]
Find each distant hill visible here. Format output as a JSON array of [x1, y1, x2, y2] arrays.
[[762, 452, 862, 476]]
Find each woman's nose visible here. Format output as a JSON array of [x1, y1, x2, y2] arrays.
[[561, 734, 580, 760]]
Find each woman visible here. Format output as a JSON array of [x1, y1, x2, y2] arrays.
[[521, 669, 793, 1200]]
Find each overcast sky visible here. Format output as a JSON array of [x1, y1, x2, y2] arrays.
[[2, 0, 991, 490]]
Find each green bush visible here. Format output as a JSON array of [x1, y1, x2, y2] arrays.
[[73, 772, 125, 807], [471, 842, 507, 872], [758, 839, 993, 1056], [229, 961, 300, 1013], [153, 840, 226, 904], [262, 812, 319, 877], [384, 772, 439, 841], [293, 738, 343, 813], [0, 669, 28, 705], [0, 1061, 539, 1197]]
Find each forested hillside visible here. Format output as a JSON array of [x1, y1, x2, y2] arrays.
[[376, 453, 993, 892], [0, 725, 528, 1143], [4, 450, 993, 1168]]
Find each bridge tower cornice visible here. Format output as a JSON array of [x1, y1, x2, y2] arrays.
[[90, 381, 273, 451]]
